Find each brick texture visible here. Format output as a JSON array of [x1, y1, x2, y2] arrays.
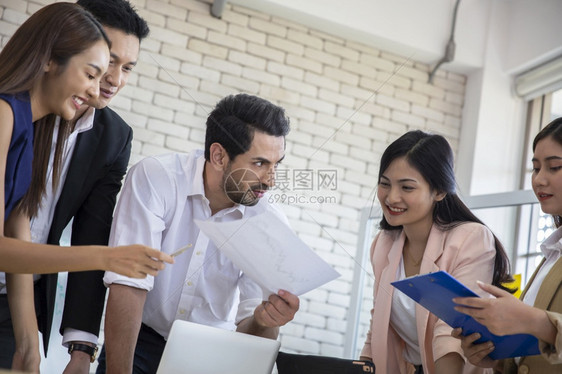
[[1, 0, 466, 363]]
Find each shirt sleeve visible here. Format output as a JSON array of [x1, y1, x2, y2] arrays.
[[103, 157, 171, 291], [540, 311, 562, 363], [235, 273, 263, 325], [61, 328, 98, 348]]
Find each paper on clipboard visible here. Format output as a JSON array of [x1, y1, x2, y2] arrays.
[[194, 210, 340, 298], [391, 271, 540, 360]]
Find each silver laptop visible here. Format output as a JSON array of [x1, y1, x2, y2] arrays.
[[156, 320, 281, 374]]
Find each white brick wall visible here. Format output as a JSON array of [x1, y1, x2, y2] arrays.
[[1, 0, 466, 363]]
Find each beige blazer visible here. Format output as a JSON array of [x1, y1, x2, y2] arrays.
[[361, 222, 496, 374], [502, 257, 562, 374]]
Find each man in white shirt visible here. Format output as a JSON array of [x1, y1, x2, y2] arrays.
[[96, 94, 300, 374]]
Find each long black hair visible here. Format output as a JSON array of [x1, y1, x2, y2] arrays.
[[378, 130, 513, 291], [3, 3, 110, 217]]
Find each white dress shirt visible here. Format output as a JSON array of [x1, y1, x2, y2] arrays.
[[34, 109, 99, 347], [389, 257, 422, 366], [30, 108, 95, 244], [522, 226, 562, 306], [104, 150, 289, 340]]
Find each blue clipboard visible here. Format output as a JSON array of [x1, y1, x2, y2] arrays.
[[391, 270, 540, 360]]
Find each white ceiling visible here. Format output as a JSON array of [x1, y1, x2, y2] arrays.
[[230, 0, 562, 76]]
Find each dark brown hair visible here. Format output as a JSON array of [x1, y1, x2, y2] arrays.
[[0, 2, 110, 217], [205, 94, 290, 162], [78, 0, 150, 41]]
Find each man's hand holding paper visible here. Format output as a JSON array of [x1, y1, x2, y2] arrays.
[[255, 289, 300, 328]]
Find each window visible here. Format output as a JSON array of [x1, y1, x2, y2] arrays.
[[513, 88, 562, 285]]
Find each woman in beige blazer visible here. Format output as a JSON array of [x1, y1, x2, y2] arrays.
[[454, 118, 562, 374], [360, 130, 512, 374]]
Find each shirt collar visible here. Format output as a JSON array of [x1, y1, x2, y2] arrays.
[[187, 152, 246, 217], [73, 107, 95, 134], [540, 225, 562, 257], [188, 153, 206, 198]]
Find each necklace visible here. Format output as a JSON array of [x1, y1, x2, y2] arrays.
[[404, 247, 423, 267]]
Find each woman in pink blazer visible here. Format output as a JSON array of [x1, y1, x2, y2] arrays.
[[360, 130, 512, 374]]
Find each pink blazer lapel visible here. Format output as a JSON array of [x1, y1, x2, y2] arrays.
[[384, 231, 407, 278], [372, 231, 406, 373], [416, 225, 444, 370], [420, 225, 445, 272]]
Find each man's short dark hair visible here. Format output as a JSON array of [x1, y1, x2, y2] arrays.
[[205, 94, 290, 161], [77, 0, 149, 41]]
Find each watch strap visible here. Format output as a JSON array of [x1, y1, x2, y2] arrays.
[[68, 342, 98, 363]]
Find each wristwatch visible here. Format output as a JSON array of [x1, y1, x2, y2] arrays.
[[68, 342, 98, 363]]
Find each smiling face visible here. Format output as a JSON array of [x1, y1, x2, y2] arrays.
[[222, 131, 285, 206], [377, 157, 444, 232], [41, 39, 109, 121], [87, 27, 140, 109], [532, 136, 562, 217]]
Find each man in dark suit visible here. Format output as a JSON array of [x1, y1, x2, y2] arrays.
[[33, 1, 150, 372]]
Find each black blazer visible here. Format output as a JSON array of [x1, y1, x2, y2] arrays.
[[35, 107, 132, 353]]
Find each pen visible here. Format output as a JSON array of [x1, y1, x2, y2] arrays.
[[171, 243, 193, 258]]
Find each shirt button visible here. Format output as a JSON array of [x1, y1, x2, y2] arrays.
[[187, 281, 193, 286], [178, 308, 186, 315], [196, 251, 202, 255], [518, 365, 529, 374]]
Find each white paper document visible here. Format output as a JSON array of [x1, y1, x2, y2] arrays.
[[194, 210, 340, 297]]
